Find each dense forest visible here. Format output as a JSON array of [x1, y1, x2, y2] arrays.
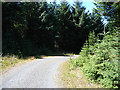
[[2, 1, 120, 88], [2, 1, 104, 57], [70, 1, 120, 88]]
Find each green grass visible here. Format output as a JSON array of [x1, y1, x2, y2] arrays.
[[58, 60, 103, 88]]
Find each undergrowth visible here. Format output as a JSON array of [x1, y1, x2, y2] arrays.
[[59, 61, 102, 88], [70, 28, 120, 88]]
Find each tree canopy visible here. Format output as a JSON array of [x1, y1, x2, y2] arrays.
[[2, 1, 104, 57]]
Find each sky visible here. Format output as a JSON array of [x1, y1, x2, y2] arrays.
[[47, 0, 96, 13], [82, 1, 96, 13], [47, 0, 107, 24]]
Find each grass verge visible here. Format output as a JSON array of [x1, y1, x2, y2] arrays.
[[58, 60, 103, 88], [0, 55, 36, 74]]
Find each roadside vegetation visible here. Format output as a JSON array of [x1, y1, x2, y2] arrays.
[[60, 25, 119, 89], [59, 61, 103, 88], [69, 28, 119, 88], [1, 55, 36, 73], [60, 2, 120, 88]]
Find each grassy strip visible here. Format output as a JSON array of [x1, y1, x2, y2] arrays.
[[58, 60, 103, 88], [1, 55, 36, 73]]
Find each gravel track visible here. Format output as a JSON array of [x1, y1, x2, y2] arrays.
[[0, 56, 77, 88]]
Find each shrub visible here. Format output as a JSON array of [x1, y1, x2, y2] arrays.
[[70, 28, 119, 88]]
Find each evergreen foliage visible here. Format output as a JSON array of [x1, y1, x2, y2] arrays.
[[70, 28, 119, 88], [2, 1, 120, 88], [70, 1, 120, 88], [2, 2, 104, 56]]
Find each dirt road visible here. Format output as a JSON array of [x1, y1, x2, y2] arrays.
[[0, 56, 77, 88]]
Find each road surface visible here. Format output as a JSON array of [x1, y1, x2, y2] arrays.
[[0, 56, 77, 88]]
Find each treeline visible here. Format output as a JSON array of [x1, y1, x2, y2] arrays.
[[2, 2, 104, 57], [70, 2, 120, 88]]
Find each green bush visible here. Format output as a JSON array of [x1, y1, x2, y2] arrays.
[[70, 28, 119, 88]]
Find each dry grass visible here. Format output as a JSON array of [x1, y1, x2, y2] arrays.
[[1, 55, 36, 73], [58, 60, 103, 88]]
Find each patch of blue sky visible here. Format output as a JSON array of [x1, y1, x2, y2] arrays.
[[47, 0, 107, 24], [47, 0, 96, 12]]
